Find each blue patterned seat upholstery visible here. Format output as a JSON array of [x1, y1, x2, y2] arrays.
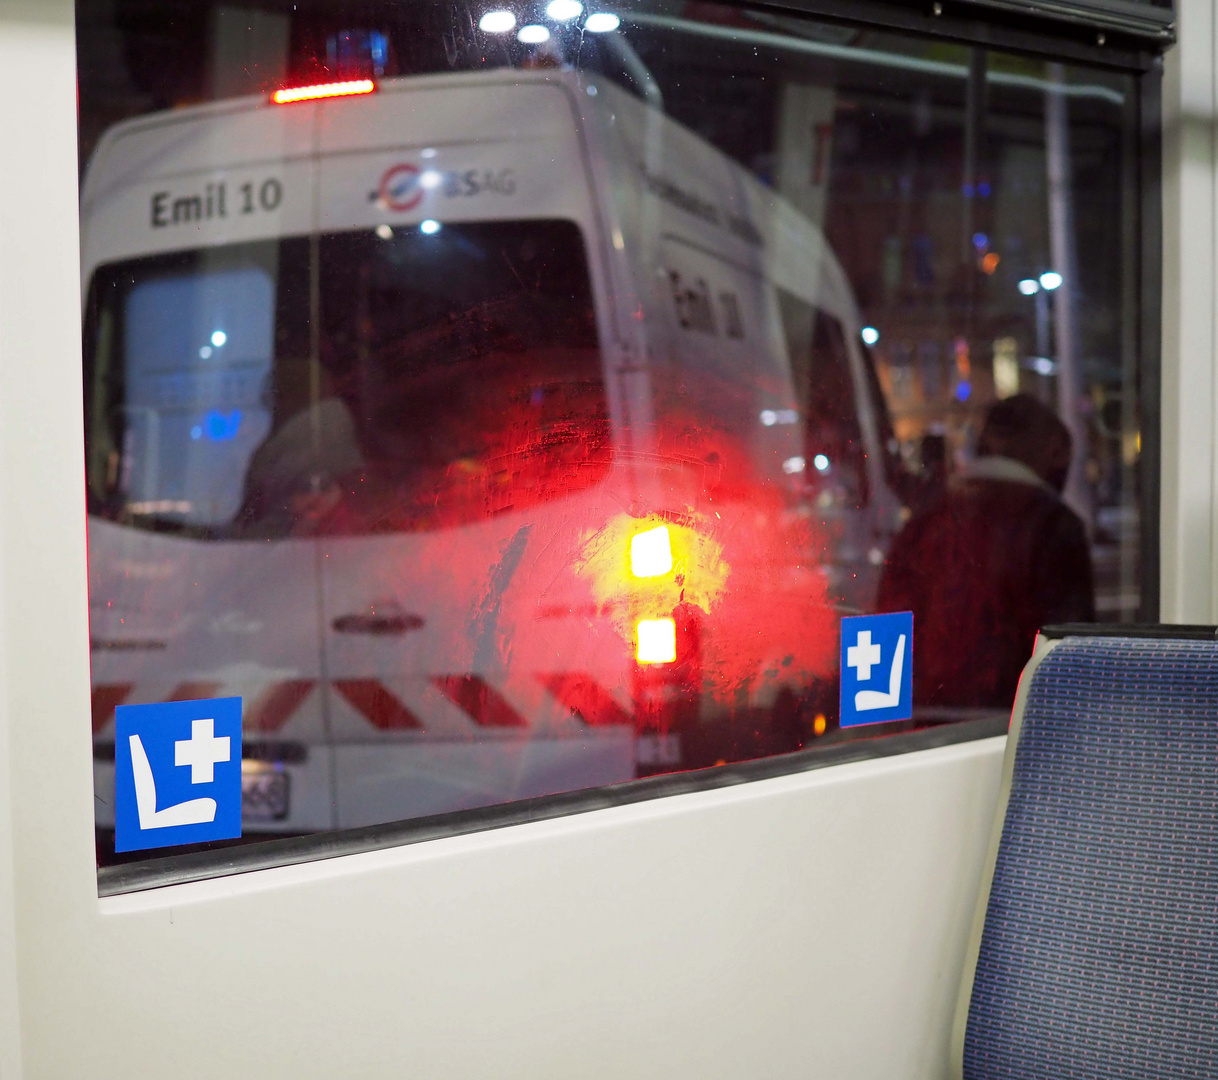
[[956, 630, 1218, 1080]]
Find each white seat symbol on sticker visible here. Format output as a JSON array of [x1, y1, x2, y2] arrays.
[[129, 726, 225, 829], [854, 633, 906, 712]]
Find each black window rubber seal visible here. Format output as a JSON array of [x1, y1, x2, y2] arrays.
[[98, 714, 1007, 896], [1041, 622, 1218, 641]]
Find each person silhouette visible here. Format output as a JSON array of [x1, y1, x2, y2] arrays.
[[876, 393, 1094, 709]]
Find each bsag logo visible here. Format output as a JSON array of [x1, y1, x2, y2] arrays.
[[839, 611, 913, 727], [114, 697, 242, 852], [377, 163, 424, 212], [371, 161, 517, 212]]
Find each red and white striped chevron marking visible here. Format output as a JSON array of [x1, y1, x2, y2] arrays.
[[332, 678, 422, 730], [92, 680, 318, 734], [92, 674, 634, 735]]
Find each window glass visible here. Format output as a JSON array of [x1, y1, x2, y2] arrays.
[[88, 223, 606, 540], [315, 221, 609, 535], [778, 293, 869, 506], [77, 0, 1146, 868]]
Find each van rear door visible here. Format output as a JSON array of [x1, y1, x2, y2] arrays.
[[81, 113, 332, 841], [312, 83, 635, 828], [84, 236, 334, 839]]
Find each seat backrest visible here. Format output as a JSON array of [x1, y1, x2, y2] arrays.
[[952, 627, 1218, 1080]]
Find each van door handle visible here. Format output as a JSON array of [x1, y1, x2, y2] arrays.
[[331, 612, 424, 635]]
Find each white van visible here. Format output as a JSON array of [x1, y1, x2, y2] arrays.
[[81, 68, 903, 841]]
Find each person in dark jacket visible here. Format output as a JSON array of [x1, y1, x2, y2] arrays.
[[876, 393, 1094, 708]]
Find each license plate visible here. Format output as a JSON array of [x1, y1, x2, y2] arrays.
[[241, 767, 290, 822]]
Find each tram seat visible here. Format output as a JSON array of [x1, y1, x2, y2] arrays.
[[951, 625, 1218, 1079]]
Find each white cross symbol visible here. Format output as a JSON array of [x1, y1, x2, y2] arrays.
[[174, 718, 231, 785], [847, 630, 883, 681]]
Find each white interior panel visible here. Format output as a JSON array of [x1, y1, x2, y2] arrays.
[[80, 739, 1001, 1079]]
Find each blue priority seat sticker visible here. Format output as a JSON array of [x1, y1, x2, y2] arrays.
[[839, 612, 913, 727], [114, 697, 242, 852]]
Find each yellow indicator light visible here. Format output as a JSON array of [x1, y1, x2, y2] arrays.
[[813, 713, 827, 736], [630, 525, 673, 577], [636, 618, 676, 664]]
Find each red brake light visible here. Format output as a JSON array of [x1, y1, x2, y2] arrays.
[[272, 79, 376, 105]]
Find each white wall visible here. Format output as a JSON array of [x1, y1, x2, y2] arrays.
[[0, 3, 86, 1075], [1162, 0, 1217, 622]]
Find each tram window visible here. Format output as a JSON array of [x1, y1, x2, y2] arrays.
[[77, 0, 1149, 879]]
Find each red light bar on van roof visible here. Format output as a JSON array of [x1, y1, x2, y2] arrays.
[[272, 79, 376, 105]]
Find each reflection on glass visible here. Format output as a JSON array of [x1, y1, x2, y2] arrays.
[[77, 0, 1141, 863]]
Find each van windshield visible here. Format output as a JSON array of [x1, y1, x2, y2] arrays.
[[83, 220, 609, 537]]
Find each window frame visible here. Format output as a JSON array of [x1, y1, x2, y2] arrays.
[[76, 0, 1166, 894]]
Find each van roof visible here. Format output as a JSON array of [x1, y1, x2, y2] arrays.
[[80, 66, 858, 326], [81, 68, 579, 198]]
